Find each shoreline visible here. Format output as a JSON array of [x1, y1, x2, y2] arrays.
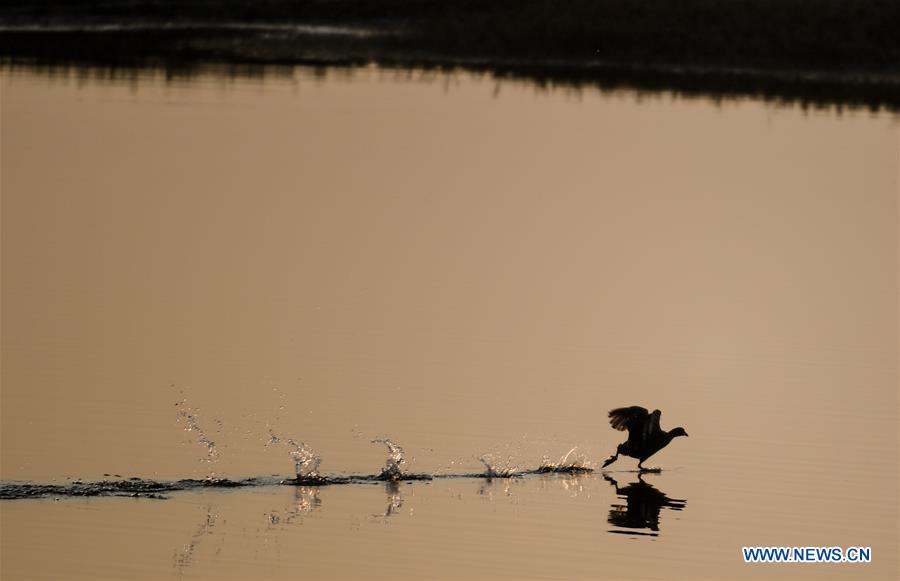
[[2, 27, 899, 111], [2, 0, 899, 108]]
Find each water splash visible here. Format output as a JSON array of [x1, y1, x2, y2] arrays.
[[174, 504, 217, 572], [538, 446, 593, 473], [478, 477, 518, 500], [175, 400, 220, 472], [372, 438, 405, 480], [375, 481, 404, 519], [267, 431, 321, 479], [267, 486, 322, 529], [479, 454, 520, 478], [557, 473, 588, 497], [293, 486, 323, 514]]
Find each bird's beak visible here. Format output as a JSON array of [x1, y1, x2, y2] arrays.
[[685, 432, 689, 437]]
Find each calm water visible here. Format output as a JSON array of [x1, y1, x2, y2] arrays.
[[1, 66, 898, 580]]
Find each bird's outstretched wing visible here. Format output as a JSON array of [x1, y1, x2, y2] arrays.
[[645, 409, 662, 440], [608, 406, 650, 442]]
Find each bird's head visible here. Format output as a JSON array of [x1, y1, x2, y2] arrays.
[[669, 427, 689, 438]]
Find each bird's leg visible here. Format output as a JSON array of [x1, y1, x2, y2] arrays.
[[601, 452, 618, 468], [637, 460, 644, 472]]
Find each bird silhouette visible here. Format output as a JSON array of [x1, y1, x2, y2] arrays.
[[601, 406, 688, 471]]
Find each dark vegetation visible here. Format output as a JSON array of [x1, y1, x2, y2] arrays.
[[2, 0, 899, 108], [0, 477, 254, 500]]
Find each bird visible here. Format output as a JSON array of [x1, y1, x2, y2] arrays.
[[601, 406, 688, 471]]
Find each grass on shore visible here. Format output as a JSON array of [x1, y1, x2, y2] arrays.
[[4, 0, 898, 73], [2, 0, 898, 108]]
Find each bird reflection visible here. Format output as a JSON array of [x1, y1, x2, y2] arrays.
[[603, 474, 686, 536]]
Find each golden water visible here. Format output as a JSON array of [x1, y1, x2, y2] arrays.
[[1, 66, 897, 579]]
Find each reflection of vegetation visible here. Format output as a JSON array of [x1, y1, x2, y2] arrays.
[[1, 0, 898, 110], [603, 474, 686, 536]]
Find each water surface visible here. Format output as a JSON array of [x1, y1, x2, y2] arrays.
[[1, 66, 897, 579]]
